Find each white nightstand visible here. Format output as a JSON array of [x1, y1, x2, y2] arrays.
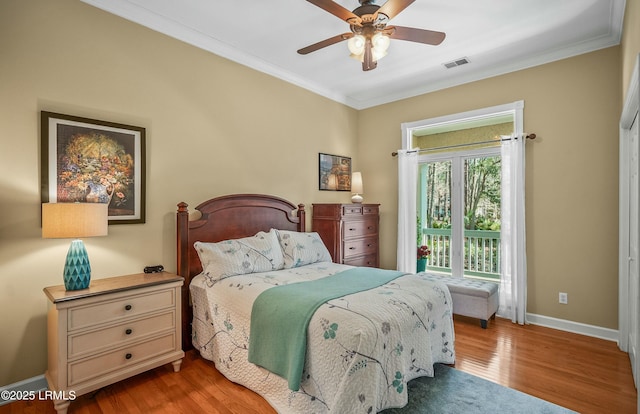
[[43, 272, 185, 414]]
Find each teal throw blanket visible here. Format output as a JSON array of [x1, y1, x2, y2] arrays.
[[247, 267, 406, 391]]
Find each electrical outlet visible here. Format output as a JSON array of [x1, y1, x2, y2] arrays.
[[559, 292, 568, 304]]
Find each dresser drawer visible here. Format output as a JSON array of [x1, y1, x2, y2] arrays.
[[343, 237, 378, 258], [344, 254, 378, 268], [342, 205, 363, 215], [343, 220, 378, 239], [68, 289, 176, 331], [68, 332, 177, 386], [68, 311, 176, 359], [362, 205, 378, 215]]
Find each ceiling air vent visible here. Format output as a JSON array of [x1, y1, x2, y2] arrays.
[[443, 57, 470, 69]]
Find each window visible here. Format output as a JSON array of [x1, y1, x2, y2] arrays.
[[400, 101, 524, 286], [419, 148, 502, 280]]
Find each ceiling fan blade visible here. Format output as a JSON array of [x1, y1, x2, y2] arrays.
[[387, 26, 446, 45], [297, 33, 354, 55], [362, 39, 377, 71], [306, 0, 360, 23], [377, 0, 415, 20]]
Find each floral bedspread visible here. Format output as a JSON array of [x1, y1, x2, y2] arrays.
[[190, 262, 455, 413]]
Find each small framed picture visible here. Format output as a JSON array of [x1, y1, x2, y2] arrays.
[[319, 153, 351, 191], [41, 111, 146, 224]]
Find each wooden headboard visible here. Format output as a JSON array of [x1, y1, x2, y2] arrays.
[[176, 194, 306, 350]]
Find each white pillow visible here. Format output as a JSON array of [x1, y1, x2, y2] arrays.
[[195, 229, 284, 280], [275, 230, 333, 268]]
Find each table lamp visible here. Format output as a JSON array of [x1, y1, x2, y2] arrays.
[[351, 172, 363, 203], [42, 203, 108, 290]]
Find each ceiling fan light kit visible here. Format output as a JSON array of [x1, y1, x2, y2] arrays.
[[348, 33, 389, 62], [298, 0, 446, 71]]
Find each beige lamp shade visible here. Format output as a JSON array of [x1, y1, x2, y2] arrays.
[[42, 203, 108, 239], [351, 172, 363, 194], [351, 172, 363, 203]]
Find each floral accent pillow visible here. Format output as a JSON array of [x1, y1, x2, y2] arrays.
[[275, 230, 333, 268], [195, 229, 284, 280]]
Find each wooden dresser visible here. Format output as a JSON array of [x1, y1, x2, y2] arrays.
[[43, 272, 185, 414], [312, 203, 380, 267]]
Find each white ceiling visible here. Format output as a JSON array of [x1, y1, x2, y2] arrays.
[[81, 0, 625, 110]]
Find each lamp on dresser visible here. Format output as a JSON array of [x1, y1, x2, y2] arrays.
[[351, 171, 364, 203], [42, 202, 108, 290]]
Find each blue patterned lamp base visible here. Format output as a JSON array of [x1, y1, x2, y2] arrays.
[[63, 239, 92, 290]]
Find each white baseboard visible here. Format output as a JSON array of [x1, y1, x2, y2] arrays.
[[0, 375, 48, 406], [526, 313, 619, 343]]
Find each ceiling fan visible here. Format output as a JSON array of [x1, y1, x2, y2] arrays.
[[297, 0, 446, 71]]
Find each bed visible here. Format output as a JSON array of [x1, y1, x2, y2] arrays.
[[176, 194, 455, 413]]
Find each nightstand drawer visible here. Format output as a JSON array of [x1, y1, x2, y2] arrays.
[[343, 220, 378, 239], [68, 332, 176, 386], [344, 254, 378, 268], [68, 311, 176, 359], [344, 238, 378, 258], [68, 289, 175, 331]]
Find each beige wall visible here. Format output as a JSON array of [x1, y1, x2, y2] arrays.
[[0, 0, 636, 387], [0, 0, 357, 385], [359, 46, 621, 329]]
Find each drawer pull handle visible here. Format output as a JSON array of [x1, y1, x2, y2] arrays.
[[348, 228, 356, 231], [125, 353, 132, 360], [125, 304, 132, 311], [368, 226, 373, 230], [125, 329, 133, 335], [349, 247, 356, 250]]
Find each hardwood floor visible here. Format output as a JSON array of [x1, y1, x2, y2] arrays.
[[2, 316, 636, 414], [453, 316, 636, 413]]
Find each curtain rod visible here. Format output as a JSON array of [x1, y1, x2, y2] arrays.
[[391, 133, 536, 157]]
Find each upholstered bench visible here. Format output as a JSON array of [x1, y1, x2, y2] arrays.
[[419, 273, 499, 328]]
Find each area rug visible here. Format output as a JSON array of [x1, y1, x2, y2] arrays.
[[381, 364, 577, 414]]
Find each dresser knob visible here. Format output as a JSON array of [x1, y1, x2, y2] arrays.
[[125, 353, 132, 360], [125, 329, 132, 335], [125, 304, 132, 311], [349, 247, 356, 250], [348, 228, 356, 231]]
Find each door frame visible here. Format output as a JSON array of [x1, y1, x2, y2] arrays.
[[619, 53, 639, 390]]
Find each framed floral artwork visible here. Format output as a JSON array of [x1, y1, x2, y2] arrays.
[[41, 111, 146, 224], [319, 153, 351, 191]]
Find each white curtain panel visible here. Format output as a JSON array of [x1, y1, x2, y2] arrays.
[[498, 137, 528, 324], [397, 149, 418, 273]]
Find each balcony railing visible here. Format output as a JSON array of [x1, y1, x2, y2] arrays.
[[421, 228, 501, 280]]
